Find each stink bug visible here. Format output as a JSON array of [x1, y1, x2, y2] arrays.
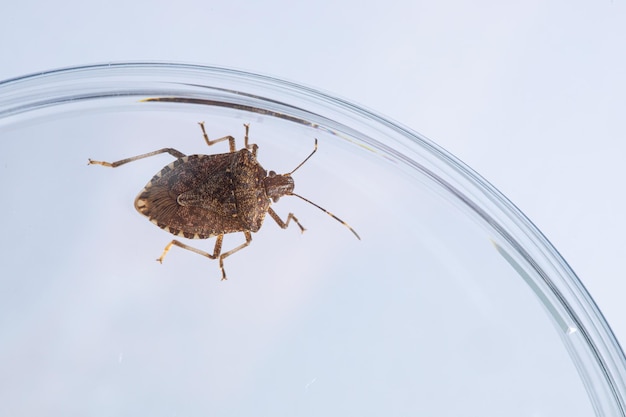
[[89, 123, 360, 280]]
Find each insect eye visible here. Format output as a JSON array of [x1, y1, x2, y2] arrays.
[[268, 170, 276, 177]]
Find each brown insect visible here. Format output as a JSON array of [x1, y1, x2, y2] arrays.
[[89, 122, 360, 280]]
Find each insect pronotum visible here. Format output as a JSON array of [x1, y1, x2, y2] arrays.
[[88, 122, 360, 280]]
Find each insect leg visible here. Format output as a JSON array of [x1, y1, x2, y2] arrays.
[[217, 231, 252, 281], [267, 208, 306, 233], [88, 148, 186, 168], [198, 122, 237, 153], [242, 123, 259, 156], [156, 235, 228, 279]]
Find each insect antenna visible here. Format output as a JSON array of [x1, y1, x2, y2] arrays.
[[291, 192, 361, 240], [286, 138, 360, 240], [288, 139, 318, 175]]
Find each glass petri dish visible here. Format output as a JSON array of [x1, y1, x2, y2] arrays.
[[0, 62, 624, 416]]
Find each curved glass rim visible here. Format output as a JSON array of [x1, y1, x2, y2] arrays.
[[1, 61, 625, 415]]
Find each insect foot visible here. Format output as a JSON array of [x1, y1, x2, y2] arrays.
[[88, 123, 359, 280]]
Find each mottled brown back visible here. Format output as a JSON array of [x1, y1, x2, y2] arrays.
[[134, 149, 271, 239]]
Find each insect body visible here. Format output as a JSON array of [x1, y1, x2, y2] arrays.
[[89, 123, 359, 280]]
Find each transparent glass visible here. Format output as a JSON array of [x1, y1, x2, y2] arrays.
[[1, 63, 625, 416]]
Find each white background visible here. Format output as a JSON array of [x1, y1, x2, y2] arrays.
[[2, 0, 625, 347]]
